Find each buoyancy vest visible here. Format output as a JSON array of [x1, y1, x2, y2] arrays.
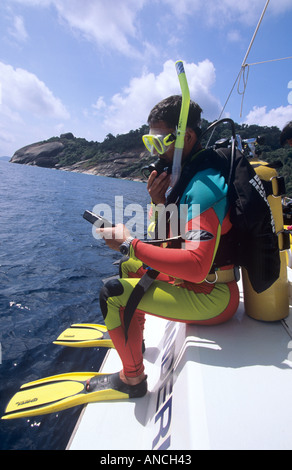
[[123, 146, 284, 338], [166, 147, 281, 294]]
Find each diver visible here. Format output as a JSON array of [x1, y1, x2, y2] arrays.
[[94, 95, 240, 395]]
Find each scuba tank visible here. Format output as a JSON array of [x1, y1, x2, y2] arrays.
[[240, 138, 289, 321]]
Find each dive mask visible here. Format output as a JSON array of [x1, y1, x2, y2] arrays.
[[142, 132, 176, 156]]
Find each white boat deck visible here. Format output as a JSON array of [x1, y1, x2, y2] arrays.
[[68, 269, 292, 450]]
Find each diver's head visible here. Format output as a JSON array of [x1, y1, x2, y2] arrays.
[[143, 95, 202, 163]]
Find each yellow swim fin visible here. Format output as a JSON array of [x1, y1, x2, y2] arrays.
[[53, 323, 114, 348], [2, 372, 147, 420]]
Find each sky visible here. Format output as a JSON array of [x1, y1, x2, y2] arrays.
[[0, 0, 291, 157]]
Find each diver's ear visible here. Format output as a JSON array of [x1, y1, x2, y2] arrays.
[[184, 128, 197, 152]]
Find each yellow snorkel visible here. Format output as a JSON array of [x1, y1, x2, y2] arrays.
[[171, 60, 190, 187]]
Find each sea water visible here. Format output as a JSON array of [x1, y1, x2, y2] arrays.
[[0, 161, 148, 450]]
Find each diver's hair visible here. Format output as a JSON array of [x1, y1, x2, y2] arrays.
[[280, 121, 292, 146], [147, 95, 202, 136]]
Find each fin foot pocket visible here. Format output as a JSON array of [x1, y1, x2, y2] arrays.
[[86, 372, 148, 398]]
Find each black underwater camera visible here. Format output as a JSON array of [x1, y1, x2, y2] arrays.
[[141, 158, 172, 180]]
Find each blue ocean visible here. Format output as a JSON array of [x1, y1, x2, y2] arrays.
[[0, 160, 148, 450]]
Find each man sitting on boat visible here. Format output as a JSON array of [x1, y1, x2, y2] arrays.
[[94, 95, 239, 396]]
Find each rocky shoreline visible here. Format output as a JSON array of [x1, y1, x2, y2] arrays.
[[9, 133, 151, 182]]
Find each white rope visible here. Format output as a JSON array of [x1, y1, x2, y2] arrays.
[[240, 0, 270, 68], [237, 56, 292, 118], [237, 65, 250, 118], [210, 0, 271, 132], [247, 56, 292, 67], [237, 0, 271, 117], [237, 55, 292, 117]]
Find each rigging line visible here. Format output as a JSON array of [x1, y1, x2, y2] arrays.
[[238, 0, 270, 117], [241, 0, 270, 68], [237, 55, 292, 117], [206, 69, 242, 147], [246, 56, 292, 67], [218, 69, 242, 121], [207, 0, 270, 146], [238, 65, 250, 118]]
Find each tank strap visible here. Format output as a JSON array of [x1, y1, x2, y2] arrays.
[[262, 176, 286, 197], [278, 229, 291, 251], [123, 268, 159, 342], [205, 268, 238, 284]]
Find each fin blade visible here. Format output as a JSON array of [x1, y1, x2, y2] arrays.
[[53, 323, 114, 348], [1, 372, 129, 420], [53, 338, 114, 348], [19, 372, 96, 389]]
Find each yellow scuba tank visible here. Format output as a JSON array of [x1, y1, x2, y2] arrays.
[[242, 159, 289, 321], [284, 225, 292, 268]]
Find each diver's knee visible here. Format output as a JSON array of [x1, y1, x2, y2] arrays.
[[99, 279, 124, 320]]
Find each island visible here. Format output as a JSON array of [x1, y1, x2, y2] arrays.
[[8, 121, 292, 194]]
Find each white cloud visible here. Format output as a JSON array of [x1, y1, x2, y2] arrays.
[[0, 62, 69, 119], [227, 30, 242, 43], [11, 0, 147, 57], [8, 15, 28, 42], [158, 0, 201, 19], [55, 0, 146, 57], [0, 62, 70, 155], [245, 105, 292, 129], [96, 59, 221, 136], [92, 97, 106, 112]]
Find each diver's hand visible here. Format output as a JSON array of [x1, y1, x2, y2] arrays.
[[147, 170, 171, 205], [96, 223, 131, 251]]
